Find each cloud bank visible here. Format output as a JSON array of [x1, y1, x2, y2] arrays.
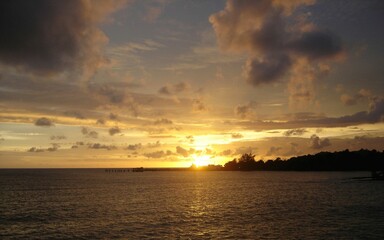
[[0, 0, 126, 76]]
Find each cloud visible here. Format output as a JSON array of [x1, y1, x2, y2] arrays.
[[231, 133, 243, 139], [27, 147, 44, 153], [192, 99, 207, 112], [220, 149, 233, 156], [144, 150, 173, 158], [210, 0, 343, 104], [109, 126, 121, 136], [50, 135, 66, 140], [283, 142, 301, 156], [109, 113, 119, 120], [88, 143, 116, 150], [176, 146, 189, 157], [0, 0, 127, 76], [340, 89, 372, 106], [126, 143, 142, 151], [153, 118, 173, 125], [234, 101, 257, 119], [96, 119, 106, 125], [35, 117, 54, 127], [186, 135, 194, 144], [64, 110, 86, 119], [142, 0, 171, 23], [147, 141, 161, 148], [283, 128, 307, 136], [266, 146, 282, 156], [81, 127, 98, 138], [309, 134, 331, 149], [243, 54, 291, 86], [158, 81, 191, 95], [235, 146, 256, 155]]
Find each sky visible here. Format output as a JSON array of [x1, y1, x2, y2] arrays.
[[0, 0, 383, 168]]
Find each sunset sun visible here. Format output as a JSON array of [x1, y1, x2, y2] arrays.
[[192, 155, 211, 167]]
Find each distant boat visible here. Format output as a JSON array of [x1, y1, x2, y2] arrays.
[[371, 171, 384, 180], [132, 167, 144, 172]]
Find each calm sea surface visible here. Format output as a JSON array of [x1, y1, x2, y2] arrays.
[[1, 170, 383, 239]]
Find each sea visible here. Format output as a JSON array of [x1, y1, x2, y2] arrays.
[[1, 170, 383, 239]]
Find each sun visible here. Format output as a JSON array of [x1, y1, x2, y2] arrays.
[[192, 154, 211, 167]]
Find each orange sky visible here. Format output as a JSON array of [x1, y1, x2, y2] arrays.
[[0, 0, 383, 168]]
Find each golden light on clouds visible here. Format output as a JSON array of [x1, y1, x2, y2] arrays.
[[0, 0, 383, 168]]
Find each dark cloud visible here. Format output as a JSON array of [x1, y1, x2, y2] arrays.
[[88, 143, 116, 150], [0, 0, 126, 76], [147, 141, 161, 148], [109, 126, 121, 136], [309, 134, 331, 149], [96, 119, 106, 125], [231, 133, 243, 139], [158, 86, 172, 95], [35, 117, 54, 127], [158, 81, 191, 95], [186, 135, 194, 144], [64, 111, 86, 119], [27, 147, 44, 153], [176, 146, 189, 157], [340, 89, 371, 106], [234, 101, 257, 119], [144, 150, 173, 159], [306, 97, 384, 126], [109, 113, 119, 120], [210, 0, 343, 86], [243, 54, 291, 86], [90, 84, 125, 104], [283, 128, 307, 136], [81, 127, 98, 138], [192, 99, 207, 112], [153, 118, 173, 125], [235, 146, 256, 155], [288, 30, 343, 60], [126, 143, 142, 151], [220, 149, 232, 156]]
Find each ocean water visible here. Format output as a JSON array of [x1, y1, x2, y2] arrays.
[[1, 170, 383, 239]]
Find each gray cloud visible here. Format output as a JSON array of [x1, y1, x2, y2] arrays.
[[109, 126, 121, 136], [81, 127, 98, 138], [210, 0, 343, 86], [340, 89, 371, 106], [0, 0, 126, 76], [64, 110, 86, 119], [243, 54, 291, 86], [153, 118, 173, 125], [309, 134, 331, 149], [35, 117, 54, 127], [283, 128, 307, 136], [231, 133, 243, 139], [88, 143, 116, 150], [192, 99, 207, 112], [176, 146, 189, 157], [144, 150, 173, 159], [158, 81, 191, 95], [235, 101, 257, 119], [27, 147, 44, 153], [126, 143, 142, 151]]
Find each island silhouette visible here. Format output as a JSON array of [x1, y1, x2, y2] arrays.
[[192, 149, 384, 173]]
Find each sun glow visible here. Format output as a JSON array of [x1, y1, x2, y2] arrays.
[[192, 154, 211, 167]]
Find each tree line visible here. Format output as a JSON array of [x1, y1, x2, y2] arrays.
[[198, 149, 384, 171]]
